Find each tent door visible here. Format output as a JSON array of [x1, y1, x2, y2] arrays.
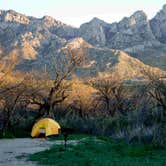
[[39, 128, 45, 134]]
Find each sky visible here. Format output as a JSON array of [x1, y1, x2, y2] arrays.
[[0, 0, 165, 27]]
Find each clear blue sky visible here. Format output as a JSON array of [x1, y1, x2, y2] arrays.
[[0, 0, 165, 27]]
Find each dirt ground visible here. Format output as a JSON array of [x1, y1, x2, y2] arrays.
[[0, 138, 66, 166]]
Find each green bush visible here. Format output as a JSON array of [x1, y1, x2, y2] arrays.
[[0, 130, 14, 138], [13, 127, 31, 138]]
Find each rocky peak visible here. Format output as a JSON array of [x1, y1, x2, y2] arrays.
[[91, 17, 100, 21], [150, 4, 166, 43], [129, 11, 148, 27], [79, 17, 108, 46], [106, 10, 155, 49], [0, 9, 30, 24], [131, 10, 148, 22], [41, 15, 64, 26], [163, 4, 166, 12], [66, 37, 93, 49], [90, 17, 108, 26], [118, 10, 148, 30], [153, 4, 166, 20]]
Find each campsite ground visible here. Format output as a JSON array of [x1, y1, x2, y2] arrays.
[[0, 138, 78, 166], [0, 135, 166, 166], [0, 138, 55, 166]]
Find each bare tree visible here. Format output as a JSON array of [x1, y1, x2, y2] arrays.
[[28, 46, 85, 118], [142, 68, 166, 114], [0, 78, 28, 133], [141, 68, 166, 146], [90, 76, 131, 116]]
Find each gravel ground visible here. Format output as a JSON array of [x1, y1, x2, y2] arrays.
[[0, 138, 67, 166]]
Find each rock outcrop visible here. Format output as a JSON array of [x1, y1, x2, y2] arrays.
[[107, 10, 156, 49], [150, 4, 166, 44], [79, 17, 109, 46], [0, 10, 30, 24]]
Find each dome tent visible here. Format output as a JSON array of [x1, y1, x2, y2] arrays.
[[31, 118, 61, 137]]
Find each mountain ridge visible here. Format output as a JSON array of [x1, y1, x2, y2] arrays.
[[0, 5, 166, 79]]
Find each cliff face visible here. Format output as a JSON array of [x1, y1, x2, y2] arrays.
[[79, 17, 109, 46], [107, 11, 156, 49], [78, 10, 157, 49], [0, 10, 30, 24], [150, 5, 166, 44]]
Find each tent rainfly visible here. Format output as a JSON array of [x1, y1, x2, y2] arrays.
[[31, 118, 61, 137]]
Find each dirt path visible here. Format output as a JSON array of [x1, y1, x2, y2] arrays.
[[0, 138, 70, 166]]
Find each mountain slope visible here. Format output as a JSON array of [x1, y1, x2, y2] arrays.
[[62, 38, 166, 80]]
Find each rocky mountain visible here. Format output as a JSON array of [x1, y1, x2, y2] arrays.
[[108, 11, 156, 48], [0, 5, 166, 79], [77, 6, 166, 70], [80, 11, 156, 49]]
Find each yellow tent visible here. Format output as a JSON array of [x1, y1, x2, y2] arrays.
[[31, 118, 61, 137]]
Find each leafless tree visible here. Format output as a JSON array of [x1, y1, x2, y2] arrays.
[[141, 68, 166, 146], [90, 76, 131, 116], [28, 46, 85, 118], [141, 68, 166, 115], [0, 78, 28, 133]]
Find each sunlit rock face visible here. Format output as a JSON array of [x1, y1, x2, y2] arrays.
[[41, 15, 63, 27], [150, 4, 166, 44], [0, 10, 30, 24], [65, 37, 93, 49]]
